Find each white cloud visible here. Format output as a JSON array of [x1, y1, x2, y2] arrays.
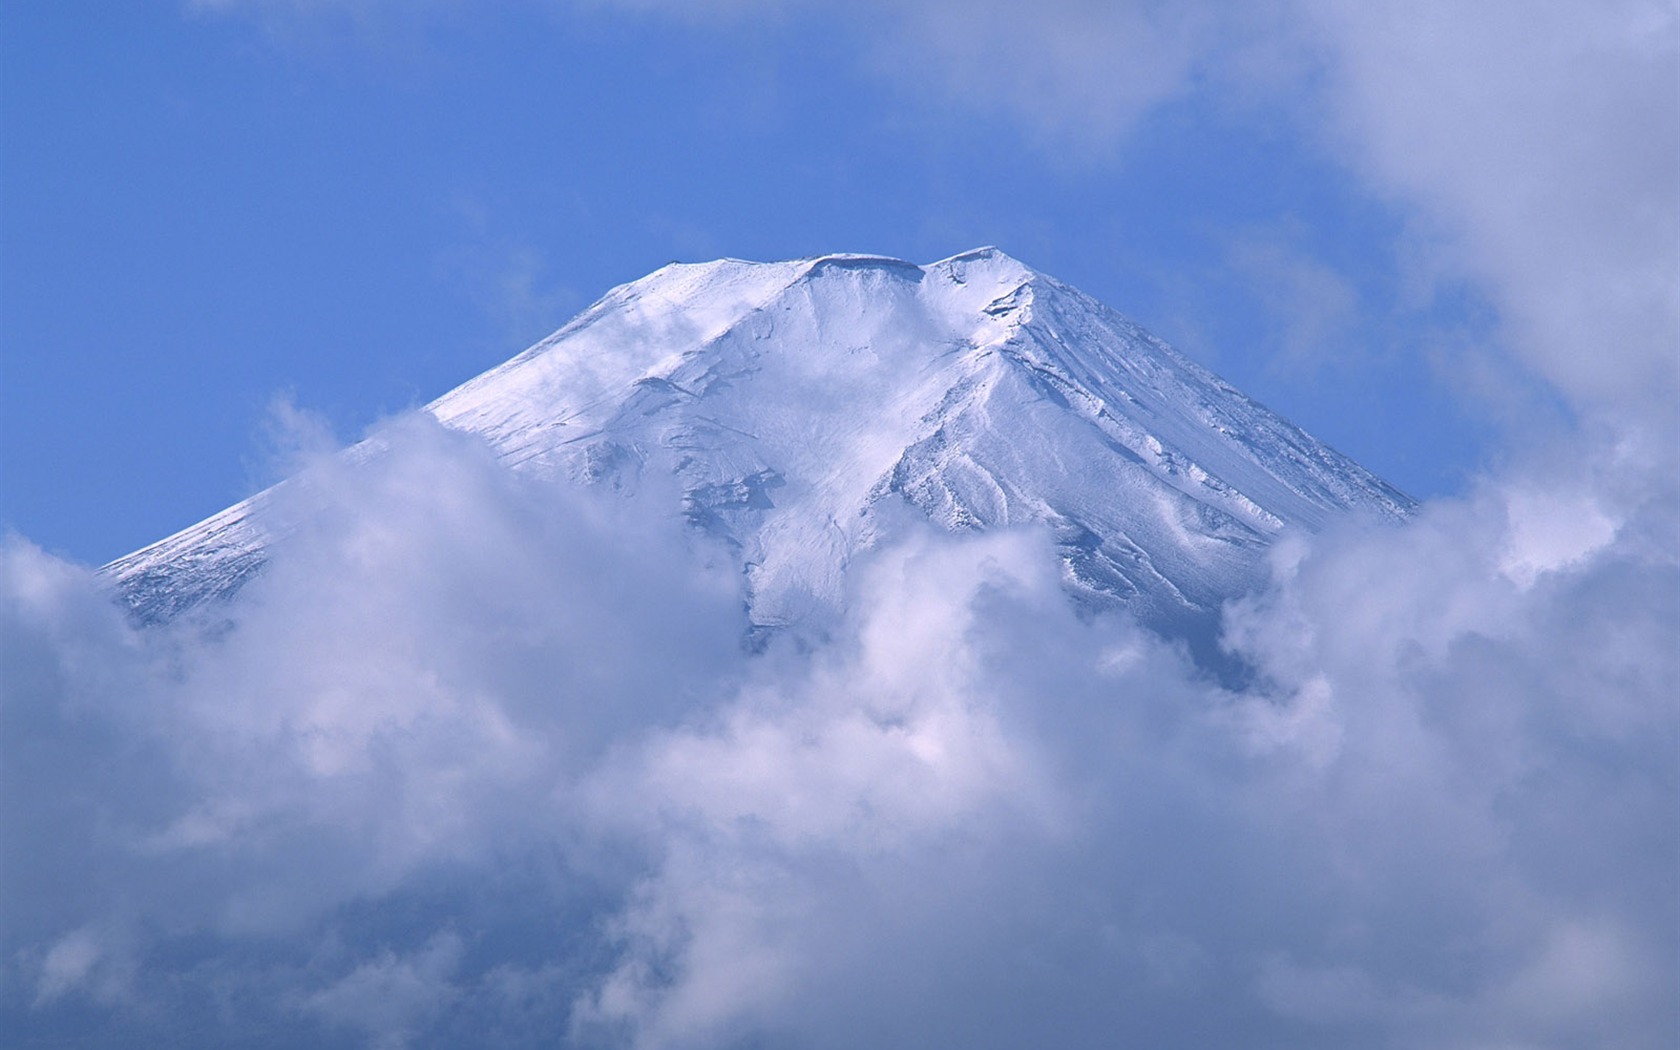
[[33, 929, 105, 1007], [6, 407, 1674, 1046], [1299, 0, 1680, 431], [572, 531, 1070, 1045]]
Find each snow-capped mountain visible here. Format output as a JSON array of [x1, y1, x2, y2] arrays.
[[104, 248, 1411, 658]]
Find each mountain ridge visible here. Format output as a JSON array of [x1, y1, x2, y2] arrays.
[[104, 248, 1412, 662]]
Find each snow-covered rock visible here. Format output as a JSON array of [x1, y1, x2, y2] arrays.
[[104, 248, 1411, 659]]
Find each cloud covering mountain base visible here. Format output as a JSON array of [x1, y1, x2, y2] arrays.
[[4, 412, 1674, 1049]]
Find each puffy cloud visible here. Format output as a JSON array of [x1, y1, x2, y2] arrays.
[[0, 415, 748, 1043], [4, 408, 1675, 1047]]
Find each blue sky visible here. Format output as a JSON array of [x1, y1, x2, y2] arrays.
[[0, 0, 1504, 566]]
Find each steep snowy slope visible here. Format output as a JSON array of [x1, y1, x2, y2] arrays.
[[104, 248, 1411, 655]]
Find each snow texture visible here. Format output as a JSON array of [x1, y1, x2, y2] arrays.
[[104, 248, 1411, 659]]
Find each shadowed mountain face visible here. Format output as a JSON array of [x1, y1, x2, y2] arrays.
[[105, 248, 1411, 664]]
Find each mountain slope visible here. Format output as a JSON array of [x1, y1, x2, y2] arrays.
[[104, 248, 1411, 657]]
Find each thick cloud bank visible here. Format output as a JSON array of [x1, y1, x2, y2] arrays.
[[3, 410, 1675, 1048]]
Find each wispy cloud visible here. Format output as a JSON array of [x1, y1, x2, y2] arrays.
[[441, 199, 585, 348], [1299, 0, 1679, 430], [1225, 225, 1363, 374], [192, 0, 1679, 430], [840, 0, 1679, 427]]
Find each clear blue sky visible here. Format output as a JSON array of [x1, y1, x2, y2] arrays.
[[0, 2, 1555, 566]]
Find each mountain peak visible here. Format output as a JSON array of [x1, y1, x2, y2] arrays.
[[104, 249, 1411, 665]]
